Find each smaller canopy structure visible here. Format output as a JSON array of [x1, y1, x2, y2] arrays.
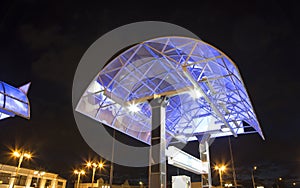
[[0, 81, 30, 120], [76, 36, 264, 145]]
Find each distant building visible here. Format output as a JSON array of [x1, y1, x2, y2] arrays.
[[76, 178, 204, 188], [0, 163, 66, 188], [75, 178, 144, 188]]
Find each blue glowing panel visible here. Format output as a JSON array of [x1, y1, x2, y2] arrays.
[[0, 81, 30, 120], [0, 92, 3, 108], [76, 36, 263, 144]]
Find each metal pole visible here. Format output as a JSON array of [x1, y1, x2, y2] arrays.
[[251, 170, 255, 188], [197, 135, 212, 188], [92, 167, 96, 188], [109, 129, 115, 187], [10, 154, 24, 188], [16, 154, 24, 174], [76, 173, 81, 188], [219, 169, 223, 188], [228, 137, 237, 188], [206, 141, 212, 188]]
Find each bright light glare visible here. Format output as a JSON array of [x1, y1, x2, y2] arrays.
[[190, 89, 202, 99], [23, 153, 31, 159], [13, 151, 21, 157], [74, 169, 85, 174], [139, 181, 143, 185], [99, 162, 104, 168], [128, 104, 140, 112], [220, 165, 226, 171], [215, 165, 226, 171]]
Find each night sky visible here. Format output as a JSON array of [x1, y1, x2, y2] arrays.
[[0, 0, 299, 187]]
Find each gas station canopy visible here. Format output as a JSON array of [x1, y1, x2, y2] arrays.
[[0, 81, 30, 120], [76, 36, 264, 144]]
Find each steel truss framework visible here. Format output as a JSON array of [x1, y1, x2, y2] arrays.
[[76, 36, 264, 144], [0, 81, 30, 120]]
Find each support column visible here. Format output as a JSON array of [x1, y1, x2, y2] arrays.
[[9, 173, 16, 188], [62, 181, 67, 188], [197, 134, 212, 188], [39, 178, 46, 188], [148, 96, 168, 188], [50, 178, 57, 188], [25, 175, 33, 188]]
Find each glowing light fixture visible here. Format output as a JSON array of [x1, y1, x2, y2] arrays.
[[190, 89, 203, 99], [128, 103, 140, 113], [13, 151, 21, 157]]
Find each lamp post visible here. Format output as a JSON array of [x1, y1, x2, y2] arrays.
[[251, 166, 257, 188], [86, 162, 104, 188], [215, 165, 226, 188], [9, 150, 32, 188], [74, 170, 85, 188]]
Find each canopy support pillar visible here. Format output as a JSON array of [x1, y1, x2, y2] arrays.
[[148, 96, 168, 188], [197, 134, 212, 188]]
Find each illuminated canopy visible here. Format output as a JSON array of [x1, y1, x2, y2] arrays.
[[0, 81, 30, 120], [76, 36, 263, 144]]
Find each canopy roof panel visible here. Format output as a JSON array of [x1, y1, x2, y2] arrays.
[[0, 81, 30, 120], [76, 36, 263, 144]]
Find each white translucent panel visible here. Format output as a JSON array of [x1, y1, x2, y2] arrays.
[[0, 93, 3, 107], [0, 112, 10, 120], [3, 83, 27, 103], [5, 96, 28, 117]]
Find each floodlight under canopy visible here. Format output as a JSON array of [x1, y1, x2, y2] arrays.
[[76, 36, 264, 144]]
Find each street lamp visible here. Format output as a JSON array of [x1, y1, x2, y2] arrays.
[[215, 165, 226, 188], [86, 161, 104, 188], [74, 170, 85, 188], [10, 150, 32, 188], [251, 166, 257, 188], [139, 181, 143, 187]]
